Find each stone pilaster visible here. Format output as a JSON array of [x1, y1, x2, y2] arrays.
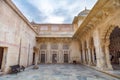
[[59, 43, 63, 63], [81, 42, 86, 64], [47, 42, 51, 63], [88, 48, 92, 65], [105, 42, 113, 70]]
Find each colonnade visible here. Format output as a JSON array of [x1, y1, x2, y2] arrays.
[[79, 29, 113, 70], [80, 41, 96, 66]]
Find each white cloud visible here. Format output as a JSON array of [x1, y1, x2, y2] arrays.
[[28, 0, 54, 15], [13, 0, 97, 23], [45, 16, 65, 23]]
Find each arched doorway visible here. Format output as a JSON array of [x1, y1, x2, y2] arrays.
[[109, 27, 120, 70]]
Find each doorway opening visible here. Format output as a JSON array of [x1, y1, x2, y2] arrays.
[[41, 53, 46, 63], [32, 52, 35, 65], [40, 51, 46, 63], [64, 54, 69, 63], [0, 47, 4, 69], [52, 54, 57, 63], [109, 27, 120, 70]]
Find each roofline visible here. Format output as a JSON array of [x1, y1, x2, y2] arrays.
[[4, 0, 38, 34], [31, 23, 73, 25], [73, 0, 109, 38]]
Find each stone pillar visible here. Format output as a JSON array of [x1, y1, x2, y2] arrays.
[[94, 44, 104, 69], [86, 40, 92, 65], [33, 46, 39, 69], [80, 51, 82, 63], [88, 48, 92, 65], [58, 43, 62, 63], [47, 42, 51, 63], [93, 29, 105, 70], [105, 43, 113, 70], [79, 50, 82, 63], [82, 50, 85, 64], [35, 51, 39, 65], [82, 42, 86, 64], [85, 49, 89, 64]]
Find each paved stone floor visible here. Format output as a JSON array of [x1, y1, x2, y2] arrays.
[[0, 64, 119, 80]]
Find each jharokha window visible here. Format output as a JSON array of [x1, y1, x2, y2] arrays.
[[51, 25, 59, 31], [63, 44, 69, 50], [40, 26, 48, 31], [40, 44, 47, 49], [51, 44, 58, 50]]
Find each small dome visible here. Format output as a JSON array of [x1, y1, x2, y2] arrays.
[[78, 8, 90, 16], [31, 20, 36, 24]]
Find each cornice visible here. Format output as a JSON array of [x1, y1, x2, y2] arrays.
[[73, 0, 109, 39], [36, 37, 74, 43]]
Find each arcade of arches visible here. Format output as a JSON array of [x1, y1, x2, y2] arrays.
[[77, 26, 120, 70], [0, 0, 120, 74]]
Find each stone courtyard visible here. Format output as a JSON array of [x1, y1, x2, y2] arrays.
[[0, 64, 119, 80], [0, 0, 120, 79]]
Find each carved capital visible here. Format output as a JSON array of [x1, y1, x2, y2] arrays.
[[105, 40, 110, 47], [113, 0, 120, 7]]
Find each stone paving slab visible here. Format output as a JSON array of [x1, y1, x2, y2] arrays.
[[0, 64, 119, 80], [86, 64, 120, 79]]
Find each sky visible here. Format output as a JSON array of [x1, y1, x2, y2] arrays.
[[12, 0, 97, 24]]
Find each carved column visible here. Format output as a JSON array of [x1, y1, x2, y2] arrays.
[[88, 48, 92, 65], [86, 39, 92, 65], [93, 29, 105, 70], [105, 41, 113, 70], [82, 42, 86, 64]]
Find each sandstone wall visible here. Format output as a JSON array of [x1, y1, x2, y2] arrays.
[[38, 40, 80, 63], [0, 1, 36, 73]]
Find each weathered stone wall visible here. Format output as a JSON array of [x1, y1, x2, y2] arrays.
[[0, 1, 36, 73], [38, 39, 80, 63]]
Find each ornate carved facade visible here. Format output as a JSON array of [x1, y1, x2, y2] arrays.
[[37, 37, 80, 64]]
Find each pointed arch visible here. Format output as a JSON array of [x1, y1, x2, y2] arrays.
[[101, 25, 120, 70]]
